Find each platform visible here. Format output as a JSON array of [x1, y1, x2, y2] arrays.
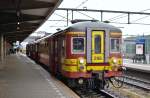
[[123, 59, 150, 72], [0, 53, 79, 98]]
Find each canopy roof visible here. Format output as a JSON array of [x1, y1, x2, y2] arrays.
[[0, 0, 62, 44]]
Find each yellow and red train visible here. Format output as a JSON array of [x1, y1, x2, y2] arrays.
[[26, 20, 124, 89]]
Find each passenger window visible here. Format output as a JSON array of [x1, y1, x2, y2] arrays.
[[72, 37, 85, 54], [110, 38, 120, 52], [94, 35, 101, 54], [62, 39, 65, 57]]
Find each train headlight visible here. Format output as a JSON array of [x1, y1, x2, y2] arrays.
[[79, 58, 84, 64], [78, 58, 86, 72], [78, 78, 84, 84], [112, 58, 117, 64]]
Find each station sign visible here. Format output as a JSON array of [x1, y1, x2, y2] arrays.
[[136, 44, 144, 55], [135, 37, 145, 44], [135, 37, 145, 55]]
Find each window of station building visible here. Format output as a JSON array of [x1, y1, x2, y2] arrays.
[[110, 38, 120, 53], [72, 37, 85, 54], [126, 44, 135, 54]]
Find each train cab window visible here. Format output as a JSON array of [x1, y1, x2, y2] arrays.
[[110, 38, 120, 52], [72, 37, 85, 54], [94, 35, 101, 54]]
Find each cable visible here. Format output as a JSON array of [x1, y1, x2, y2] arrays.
[[75, 0, 89, 8], [131, 16, 149, 23], [76, 11, 97, 20], [108, 9, 150, 22], [49, 2, 150, 29], [53, 13, 71, 21], [108, 14, 127, 21], [131, 9, 150, 23], [49, 0, 90, 28]]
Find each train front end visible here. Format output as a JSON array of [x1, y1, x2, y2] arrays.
[[62, 21, 124, 88]]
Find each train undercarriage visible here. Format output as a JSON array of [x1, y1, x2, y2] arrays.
[[65, 70, 125, 90]]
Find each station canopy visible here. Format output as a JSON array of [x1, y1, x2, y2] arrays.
[[0, 0, 62, 44]]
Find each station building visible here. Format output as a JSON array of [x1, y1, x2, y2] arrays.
[[123, 35, 150, 60]]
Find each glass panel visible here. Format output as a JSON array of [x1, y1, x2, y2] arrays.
[[73, 37, 84, 53], [111, 38, 120, 52], [126, 44, 135, 54], [94, 35, 101, 54]]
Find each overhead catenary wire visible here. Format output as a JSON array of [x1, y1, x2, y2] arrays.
[[107, 8, 150, 22], [48, 0, 90, 27], [76, 11, 97, 20], [75, 0, 89, 9], [53, 13, 72, 21], [50, 8, 150, 26], [47, 1, 150, 32], [131, 15, 150, 23]]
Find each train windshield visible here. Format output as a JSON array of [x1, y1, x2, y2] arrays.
[[110, 38, 120, 52], [94, 35, 101, 54], [72, 37, 85, 54]]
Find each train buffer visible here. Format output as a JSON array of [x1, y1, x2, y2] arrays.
[[0, 53, 79, 98]]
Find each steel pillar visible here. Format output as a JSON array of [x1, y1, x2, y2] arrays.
[[3, 36, 7, 57]]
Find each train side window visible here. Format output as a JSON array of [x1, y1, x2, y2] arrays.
[[72, 37, 85, 54], [62, 39, 65, 56], [110, 38, 120, 52]]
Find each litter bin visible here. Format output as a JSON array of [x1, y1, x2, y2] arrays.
[[146, 54, 150, 64]]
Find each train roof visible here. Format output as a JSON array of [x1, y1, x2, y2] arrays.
[[67, 21, 121, 33], [27, 21, 121, 45], [35, 34, 52, 42], [27, 34, 52, 44]]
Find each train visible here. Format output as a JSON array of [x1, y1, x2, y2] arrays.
[[26, 20, 124, 89]]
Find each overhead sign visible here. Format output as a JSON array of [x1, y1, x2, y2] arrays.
[[136, 37, 145, 44]]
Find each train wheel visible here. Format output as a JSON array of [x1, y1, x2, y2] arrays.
[[110, 68, 125, 88], [110, 76, 124, 88]]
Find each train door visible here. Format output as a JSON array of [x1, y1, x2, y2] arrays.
[[87, 30, 105, 63], [49, 38, 54, 73], [54, 39, 58, 74]]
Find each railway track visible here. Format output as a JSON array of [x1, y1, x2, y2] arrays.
[[74, 88, 117, 98], [123, 75, 150, 91]]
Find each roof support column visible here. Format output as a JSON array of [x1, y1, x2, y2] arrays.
[[4, 37, 7, 57], [0, 34, 4, 69], [67, 9, 69, 26]]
